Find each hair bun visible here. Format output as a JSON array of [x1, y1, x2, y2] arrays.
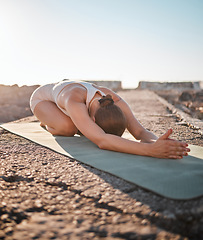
[[99, 94, 114, 107]]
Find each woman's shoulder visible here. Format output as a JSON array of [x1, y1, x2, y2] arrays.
[[64, 84, 87, 103], [56, 82, 87, 106]]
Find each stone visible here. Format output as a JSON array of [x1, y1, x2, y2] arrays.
[[179, 91, 193, 101]]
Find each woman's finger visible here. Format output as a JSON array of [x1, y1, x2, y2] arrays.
[[168, 140, 190, 152], [159, 129, 173, 140]]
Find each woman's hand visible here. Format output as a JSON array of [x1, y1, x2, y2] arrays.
[[150, 129, 190, 159]]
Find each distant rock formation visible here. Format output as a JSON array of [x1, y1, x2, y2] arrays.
[[138, 81, 202, 91], [0, 84, 39, 123]]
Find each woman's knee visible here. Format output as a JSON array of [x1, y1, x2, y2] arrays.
[[55, 120, 78, 136], [34, 101, 78, 136]]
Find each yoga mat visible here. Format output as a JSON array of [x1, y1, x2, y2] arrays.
[[1, 122, 203, 200]]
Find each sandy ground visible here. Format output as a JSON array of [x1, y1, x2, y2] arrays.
[[0, 89, 203, 240]]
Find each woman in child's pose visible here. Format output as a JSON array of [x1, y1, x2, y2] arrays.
[[30, 80, 190, 159]]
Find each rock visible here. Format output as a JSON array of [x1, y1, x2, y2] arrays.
[[0, 84, 39, 123], [1, 214, 9, 221], [179, 91, 193, 101], [4, 226, 13, 234], [194, 90, 203, 102]]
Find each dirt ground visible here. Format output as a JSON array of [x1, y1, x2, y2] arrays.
[[154, 89, 203, 121], [0, 89, 203, 240]]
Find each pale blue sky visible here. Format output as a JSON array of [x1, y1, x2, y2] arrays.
[[0, 0, 202, 88]]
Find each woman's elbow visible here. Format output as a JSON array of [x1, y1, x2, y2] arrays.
[[92, 134, 112, 150], [97, 141, 107, 150], [97, 139, 109, 150], [136, 128, 146, 140]]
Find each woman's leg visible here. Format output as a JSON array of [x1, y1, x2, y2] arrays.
[[33, 101, 78, 136]]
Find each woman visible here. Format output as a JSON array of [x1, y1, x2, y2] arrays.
[[30, 80, 190, 159]]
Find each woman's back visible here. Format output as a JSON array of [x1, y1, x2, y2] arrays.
[[53, 80, 106, 116]]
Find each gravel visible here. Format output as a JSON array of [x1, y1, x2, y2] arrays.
[[0, 89, 203, 240]]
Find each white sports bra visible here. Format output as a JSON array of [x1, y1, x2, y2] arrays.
[[52, 80, 106, 117]]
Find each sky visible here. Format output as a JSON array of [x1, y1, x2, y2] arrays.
[[0, 0, 202, 88]]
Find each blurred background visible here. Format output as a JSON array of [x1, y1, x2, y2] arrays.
[[0, 0, 202, 88], [0, 0, 202, 123]]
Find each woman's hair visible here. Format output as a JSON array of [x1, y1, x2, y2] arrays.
[[94, 94, 127, 136]]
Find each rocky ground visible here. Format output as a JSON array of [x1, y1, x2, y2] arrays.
[[155, 89, 203, 120], [0, 89, 203, 240], [0, 84, 39, 123]]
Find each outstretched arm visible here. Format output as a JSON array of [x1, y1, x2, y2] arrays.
[[66, 99, 189, 159], [115, 98, 190, 157], [115, 98, 157, 142]]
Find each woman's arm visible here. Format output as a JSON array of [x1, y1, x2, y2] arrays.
[[115, 98, 157, 143], [66, 98, 189, 159], [115, 98, 190, 157]]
